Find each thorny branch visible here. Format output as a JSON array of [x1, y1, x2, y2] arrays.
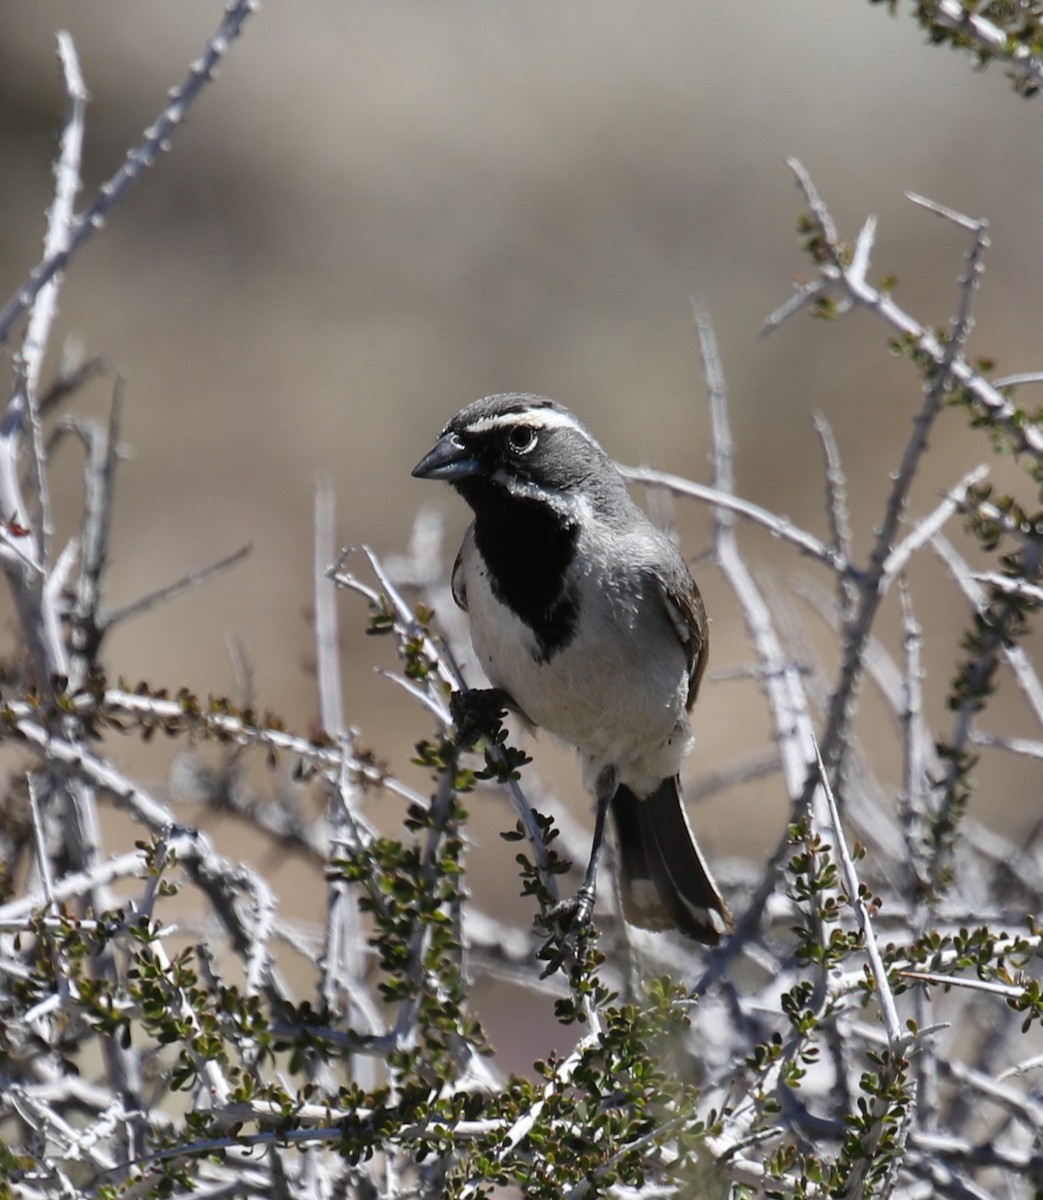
[[906, 0, 1043, 97], [0, 1, 260, 347], [1, 41, 1041, 1198]]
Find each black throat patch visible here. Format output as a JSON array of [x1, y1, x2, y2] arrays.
[[462, 481, 579, 662]]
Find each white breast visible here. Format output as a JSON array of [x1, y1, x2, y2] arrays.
[[458, 526, 693, 798]]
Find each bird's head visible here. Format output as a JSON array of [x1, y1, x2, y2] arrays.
[[412, 394, 621, 518]]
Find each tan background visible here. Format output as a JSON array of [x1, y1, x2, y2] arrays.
[[1, 3, 1041, 1069]]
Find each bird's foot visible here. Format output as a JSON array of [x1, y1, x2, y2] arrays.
[[544, 882, 596, 930], [450, 687, 509, 751], [536, 884, 597, 978]]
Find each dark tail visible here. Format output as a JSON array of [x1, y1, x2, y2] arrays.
[[610, 777, 734, 945]]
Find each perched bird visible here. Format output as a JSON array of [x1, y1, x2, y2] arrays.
[[412, 393, 733, 945]]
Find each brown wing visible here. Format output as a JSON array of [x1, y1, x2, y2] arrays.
[[653, 564, 709, 710]]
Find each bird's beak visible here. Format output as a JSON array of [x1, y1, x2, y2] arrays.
[[411, 431, 480, 481]]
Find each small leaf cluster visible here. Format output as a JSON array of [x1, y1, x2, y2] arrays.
[[336, 824, 487, 1054], [871, 0, 1043, 97], [795, 211, 846, 269], [70, 917, 276, 1093], [760, 1070, 910, 1200], [0, 673, 311, 778], [501, 809, 609, 983], [447, 976, 710, 1198], [332, 747, 491, 1083], [502, 811, 570, 902], [786, 815, 864, 971], [834, 1048, 913, 1198], [728, 812, 923, 1198], [893, 923, 1043, 1029], [367, 595, 441, 684]]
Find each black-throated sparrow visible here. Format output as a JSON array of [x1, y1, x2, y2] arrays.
[[412, 394, 734, 946]]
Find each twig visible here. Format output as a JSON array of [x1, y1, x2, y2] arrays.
[[934, 533, 1043, 729], [692, 305, 824, 977], [899, 970, 1028, 1002], [335, 546, 563, 908], [0, 0, 260, 346], [313, 474, 344, 738], [773, 165, 992, 811], [375, 667, 453, 725], [768, 164, 1039, 462], [102, 542, 251, 631], [967, 731, 1043, 760], [999, 1052, 1043, 1081], [39, 352, 107, 418], [879, 464, 990, 588], [14, 32, 88, 567], [26, 773, 57, 910], [787, 576, 912, 865], [697, 304, 820, 802], [991, 371, 1043, 389], [9, 694, 430, 820], [457, 1031, 604, 1200], [914, 0, 1043, 95], [811, 410, 856, 622], [0, 835, 201, 922], [311, 482, 382, 1090], [621, 464, 850, 576], [971, 571, 1043, 606], [896, 580, 932, 895], [812, 740, 904, 1048], [69, 383, 124, 675]]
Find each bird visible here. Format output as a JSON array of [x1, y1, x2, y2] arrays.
[[412, 393, 734, 946]]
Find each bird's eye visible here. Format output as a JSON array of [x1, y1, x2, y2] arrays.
[[507, 426, 538, 454]]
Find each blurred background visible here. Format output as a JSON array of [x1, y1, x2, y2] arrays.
[[1, 2, 1041, 1068]]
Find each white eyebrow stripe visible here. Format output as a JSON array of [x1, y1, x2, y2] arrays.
[[462, 408, 593, 439]]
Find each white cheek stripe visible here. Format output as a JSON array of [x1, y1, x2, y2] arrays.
[[490, 466, 569, 510], [489, 467, 598, 523]]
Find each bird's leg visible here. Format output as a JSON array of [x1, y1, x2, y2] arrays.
[[568, 787, 611, 928], [538, 776, 615, 978], [542, 767, 617, 930]]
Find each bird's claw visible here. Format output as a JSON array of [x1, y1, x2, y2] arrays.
[[544, 883, 596, 930], [537, 884, 597, 977]]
